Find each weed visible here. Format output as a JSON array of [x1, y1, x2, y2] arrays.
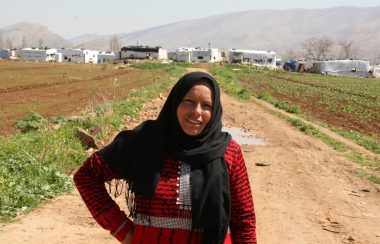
[[14, 113, 47, 133]]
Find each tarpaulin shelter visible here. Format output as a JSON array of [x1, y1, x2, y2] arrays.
[[227, 49, 276, 68], [311, 60, 370, 77]]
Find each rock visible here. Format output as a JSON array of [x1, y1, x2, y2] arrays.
[[255, 162, 271, 167], [75, 128, 99, 149]]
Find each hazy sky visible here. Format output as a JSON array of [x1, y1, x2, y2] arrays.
[[1, 0, 380, 38]]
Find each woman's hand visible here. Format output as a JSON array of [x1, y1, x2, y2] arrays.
[[121, 229, 132, 244]]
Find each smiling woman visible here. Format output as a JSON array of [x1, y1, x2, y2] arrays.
[[74, 71, 257, 243]]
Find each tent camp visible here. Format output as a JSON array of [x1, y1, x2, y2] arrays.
[[311, 60, 370, 78]]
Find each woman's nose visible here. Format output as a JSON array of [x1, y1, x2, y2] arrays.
[[193, 103, 202, 115]]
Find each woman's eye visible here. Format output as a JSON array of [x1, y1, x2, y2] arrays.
[[203, 104, 213, 110], [182, 100, 194, 105]]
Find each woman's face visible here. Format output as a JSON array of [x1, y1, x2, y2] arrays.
[[177, 82, 214, 136]]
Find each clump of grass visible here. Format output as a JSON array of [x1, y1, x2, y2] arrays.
[[51, 115, 70, 125], [328, 126, 380, 154], [258, 92, 300, 113], [347, 152, 380, 170], [0, 150, 73, 221], [356, 171, 380, 184], [286, 117, 347, 152], [14, 113, 47, 133], [282, 113, 379, 183]]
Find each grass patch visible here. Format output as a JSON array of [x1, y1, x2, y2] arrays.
[[258, 92, 300, 113], [357, 171, 380, 184], [210, 64, 254, 100], [13, 113, 48, 133], [286, 117, 347, 152], [328, 126, 380, 154]]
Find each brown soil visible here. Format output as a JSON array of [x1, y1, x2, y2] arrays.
[[0, 61, 166, 135], [1, 68, 380, 244]]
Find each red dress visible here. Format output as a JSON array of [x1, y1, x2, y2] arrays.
[[74, 139, 256, 243]]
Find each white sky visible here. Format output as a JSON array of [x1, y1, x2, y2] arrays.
[[1, 0, 380, 38]]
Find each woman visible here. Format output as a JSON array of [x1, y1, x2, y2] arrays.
[[74, 71, 256, 243]]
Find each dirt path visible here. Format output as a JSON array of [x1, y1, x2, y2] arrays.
[[1, 77, 380, 243]]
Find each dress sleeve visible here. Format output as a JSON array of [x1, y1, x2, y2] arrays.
[[227, 141, 257, 243], [73, 152, 133, 242]]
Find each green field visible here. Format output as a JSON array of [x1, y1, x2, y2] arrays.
[[211, 64, 380, 153]]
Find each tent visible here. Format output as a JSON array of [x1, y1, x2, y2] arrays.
[[227, 49, 276, 68], [373, 65, 380, 78], [311, 60, 370, 78]]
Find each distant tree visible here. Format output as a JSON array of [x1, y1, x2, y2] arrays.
[[338, 40, 358, 59], [303, 37, 333, 61], [282, 49, 298, 61], [0, 32, 4, 49], [38, 37, 44, 48], [6, 37, 13, 49], [109, 35, 120, 52], [372, 53, 380, 65], [21, 35, 27, 48]]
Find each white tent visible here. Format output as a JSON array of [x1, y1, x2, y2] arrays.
[[58, 49, 99, 63], [19, 48, 57, 62], [175, 47, 194, 62], [0, 49, 11, 59], [311, 60, 370, 78], [373, 65, 380, 78], [190, 48, 223, 63], [98, 52, 117, 63], [227, 49, 276, 68], [58, 49, 85, 63], [121, 46, 167, 60]]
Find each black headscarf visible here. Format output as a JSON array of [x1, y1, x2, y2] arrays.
[[99, 71, 232, 243]]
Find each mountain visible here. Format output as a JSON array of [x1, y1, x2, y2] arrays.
[[73, 37, 111, 50], [0, 22, 71, 48], [1, 6, 380, 60], [116, 6, 380, 58], [68, 33, 106, 46], [78, 6, 380, 59]]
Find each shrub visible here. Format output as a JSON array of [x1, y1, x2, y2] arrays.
[[14, 113, 47, 133]]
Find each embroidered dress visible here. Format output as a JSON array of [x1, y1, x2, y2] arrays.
[[74, 140, 256, 243]]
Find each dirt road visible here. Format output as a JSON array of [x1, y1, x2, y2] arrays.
[[1, 81, 380, 243]]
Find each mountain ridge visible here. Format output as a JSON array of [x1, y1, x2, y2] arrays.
[[1, 6, 379, 60]]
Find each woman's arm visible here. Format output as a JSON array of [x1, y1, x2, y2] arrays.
[[227, 142, 257, 243], [74, 152, 133, 242]]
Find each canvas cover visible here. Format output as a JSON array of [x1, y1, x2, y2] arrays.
[[227, 49, 276, 67], [373, 65, 380, 78], [312, 60, 370, 77]]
